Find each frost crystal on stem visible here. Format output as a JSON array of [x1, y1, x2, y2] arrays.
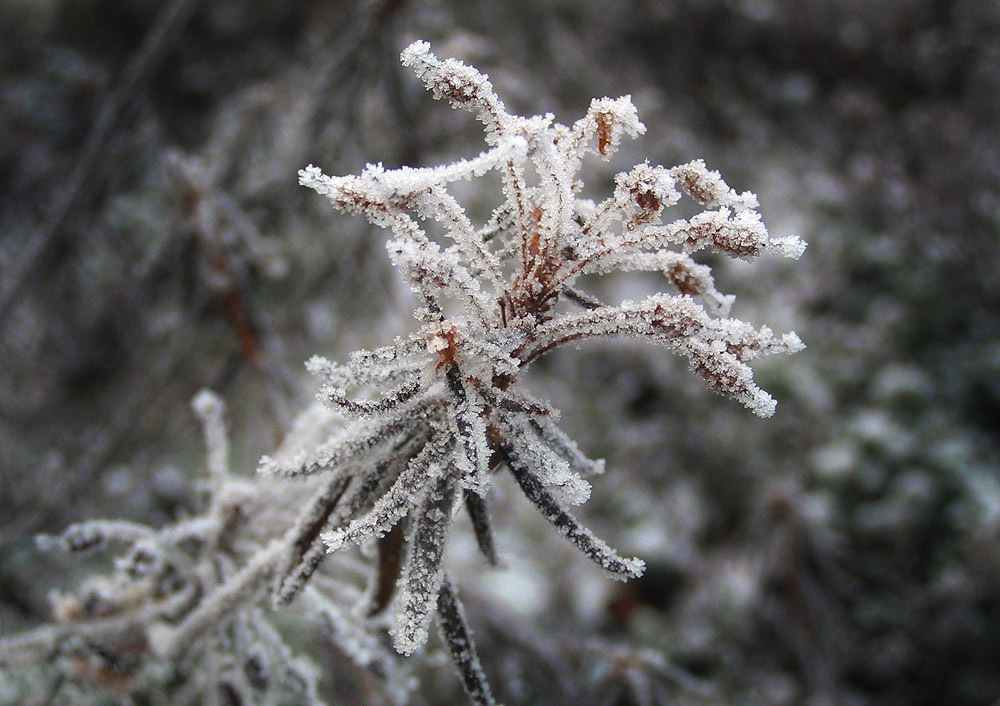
[[295, 40, 804, 703]]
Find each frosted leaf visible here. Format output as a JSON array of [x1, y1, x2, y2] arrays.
[[495, 409, 591, 505], [522, 293, 710, 364], [663, 208, 768, 258], [386, 237, 491, 324], [685, 339, 778, 418], [655, 205, 805, 261], [452, 328, 521, 378], [562, 285, 606, 310], [278, 451, 411, 604], [612, 162, 680, 226], [319, 374, 424, 417], [258, 397, 433, 478], [474, 381, 556, 418], [304, 332, 435, 397], [300, 140, 527, 226], [393, 471, 458, 656], [323, 438, 451, 553], [527, 139, 577, 271], [367, 522, 407, 617], [463, 492, 500, 566], [500, 444, 644, 581], [401, 41, 510, 144], [782, 331, 805, 351], [191, 387, 224, 419], [443, 366, 493, 497], [344, 451, 413, 520], [273, 474, 352, 605], [669, 159, 759, 211], [585, 250, 735, 315], [707, 319, 806, 363], [770, 233, 808, 259], [478, 200, 515, 241], [436, 577, 497, 706], [564, 96, 646, 165], [306, 351, 424, 392], [416, 189, 505, 294], [157, 516, 222, 546]]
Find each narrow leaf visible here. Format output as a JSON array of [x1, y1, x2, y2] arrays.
[[500, 444, 644, 580], [393, 470, 458, 655], [464, 491, 500, 567], [436, 576, 497, 706]]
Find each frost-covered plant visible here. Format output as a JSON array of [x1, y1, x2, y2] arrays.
[[0, 41, 803, 706], [285, 40, 803, 701], [0, 393, 352, 706]]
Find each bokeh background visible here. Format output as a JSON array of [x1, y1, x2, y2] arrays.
[[2, 1, 999, 704]]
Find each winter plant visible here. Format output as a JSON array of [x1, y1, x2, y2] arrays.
[[0, 41, 804, 705]]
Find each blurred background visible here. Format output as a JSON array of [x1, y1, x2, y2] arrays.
[[1, 1, 999, 704]]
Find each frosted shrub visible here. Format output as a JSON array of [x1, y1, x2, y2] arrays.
[[0, 41, 803, 706]]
